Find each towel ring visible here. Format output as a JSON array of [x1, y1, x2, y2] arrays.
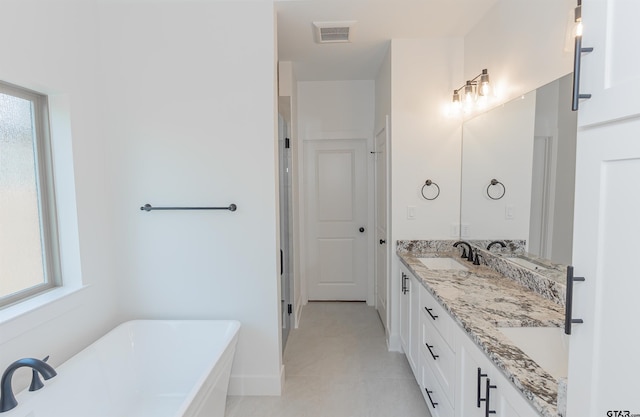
[[421, 179, 440, 201], [487, 179, 506, 200]]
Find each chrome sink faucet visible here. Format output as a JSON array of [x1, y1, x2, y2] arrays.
[[453, 241, 474, 262], [0, 358, 57, 413]]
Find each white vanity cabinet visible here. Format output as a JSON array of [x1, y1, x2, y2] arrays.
[[419, 283, 456, 417], [399, 265, 540, 417]]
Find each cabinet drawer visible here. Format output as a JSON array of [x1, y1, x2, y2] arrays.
[[421, 313, 455, 405], [421, 358, 454, 417], [419, 283, 455, 350]]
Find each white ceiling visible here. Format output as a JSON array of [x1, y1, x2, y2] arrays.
[[276, 0, 500, 81]]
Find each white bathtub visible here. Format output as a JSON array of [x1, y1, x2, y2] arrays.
[[4, 320, 240, 417]]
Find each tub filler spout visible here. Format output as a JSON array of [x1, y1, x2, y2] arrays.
[[0, 358, 57, 413]]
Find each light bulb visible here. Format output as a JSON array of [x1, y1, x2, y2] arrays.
[[479, 70, 490, 96], [481, 82, 490, 96]]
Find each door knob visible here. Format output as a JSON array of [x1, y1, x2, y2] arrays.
[[359, 227, 365, 233], [379, 239, 386, 245]]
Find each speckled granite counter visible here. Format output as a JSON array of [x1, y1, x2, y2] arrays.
[[397, 250, 565, 417]]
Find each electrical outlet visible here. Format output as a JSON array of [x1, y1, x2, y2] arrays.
[[461, 224, 470, 237], [407, 205, 416, 220], [506, 205, 515, 220], [451, 224, 460, 236]]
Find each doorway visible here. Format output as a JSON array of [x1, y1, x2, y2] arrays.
[[303, 139, 369, 301], [278, 114, 293, 351]]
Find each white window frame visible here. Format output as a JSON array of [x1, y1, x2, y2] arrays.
[[0, 81, 61, 308]]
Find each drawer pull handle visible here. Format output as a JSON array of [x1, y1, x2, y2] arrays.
[[485, 378, 497, 417], [565, 265, 585, 334], [477, 367, 488, 408], [424, 307, 438, 320], [424, 388, 438, 409], [425, 343, 439, 360], [401, 272, 410, 294]]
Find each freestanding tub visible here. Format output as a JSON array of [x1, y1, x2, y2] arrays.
[[4, 320, 241, 417]]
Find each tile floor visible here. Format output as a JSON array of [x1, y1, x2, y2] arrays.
[[225, 302, 431, 417]]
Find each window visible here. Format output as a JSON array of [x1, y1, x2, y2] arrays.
[[0, 81, 60, 307]]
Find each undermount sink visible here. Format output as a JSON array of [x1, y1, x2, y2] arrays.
[[498, 327, 569, 379], [505, 256, 548, 271], [418, 257, 469, 271]]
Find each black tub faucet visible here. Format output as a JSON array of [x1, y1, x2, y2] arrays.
[[453, 241, 474, 262], [0, 358, 57, 412], [487, 241, 507, 251]]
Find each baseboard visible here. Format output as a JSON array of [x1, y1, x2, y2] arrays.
[[387, 332, 402, 352], [294, 303, 303, 328], [228, 372, 283, 396]]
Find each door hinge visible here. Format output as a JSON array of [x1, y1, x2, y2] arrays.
[[285, 138, 290, 149], [287, 304, 292, 315]]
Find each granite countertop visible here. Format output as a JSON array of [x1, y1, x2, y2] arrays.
[[397, 250, 565, 417]]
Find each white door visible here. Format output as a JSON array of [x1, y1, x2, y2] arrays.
[[567, 121, 640, 416], [375, 119, 389, 328], [577, 0, 640, 127], [567, 1, 640, 414], [304, 139, 368, 300]]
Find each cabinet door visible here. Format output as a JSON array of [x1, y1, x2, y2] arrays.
[[409, 274, 420, 377], [568, 1, 640, 414], [567, 119, 640, 415], [577, 0, 640, 127], [457, 335, 489, 417], [399, 267, 411, 358]]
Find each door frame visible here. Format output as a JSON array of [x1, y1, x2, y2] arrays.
[[297, 130, 375, 306], [374, 115, 390, 331], [277, 113, 292, 351]]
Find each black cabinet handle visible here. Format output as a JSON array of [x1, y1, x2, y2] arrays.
[[477, 367, 488, 408], [424, 388, 438, 409], [425, 343, 439, 360], [379, 239, 386, 245], [359, 227, 365, 233], [571, 15, 594, 111], [565, 265, 585, 335], [485, 378, 497, 417], [424, 307, 438, 320], [401, 272, 407, 294]]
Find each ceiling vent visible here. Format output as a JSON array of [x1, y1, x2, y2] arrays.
[[313, 21, 356, 43]]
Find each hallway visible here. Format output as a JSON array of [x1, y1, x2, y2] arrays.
[[225, 302, 430, 416]]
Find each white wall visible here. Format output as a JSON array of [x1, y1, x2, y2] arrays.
[[296, 80, 376, 305], [98, 1, 282, 395], [387, 37, 464, 349], [464, 0, 574, 107], [375, 43, 392, 136], [0, 0, 281, 398], [0, 0, 119, 392], [298, 81, 375, 138]]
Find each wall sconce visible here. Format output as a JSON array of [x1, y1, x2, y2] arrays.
[[451, 69, 491, 112]]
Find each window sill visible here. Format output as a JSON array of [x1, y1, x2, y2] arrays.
[[0, 285, 90, 344]]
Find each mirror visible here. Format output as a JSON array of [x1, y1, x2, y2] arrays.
[[460, 74, 577, 271]]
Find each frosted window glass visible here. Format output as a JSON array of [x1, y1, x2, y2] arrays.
[[0, 92, 46, 298]]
